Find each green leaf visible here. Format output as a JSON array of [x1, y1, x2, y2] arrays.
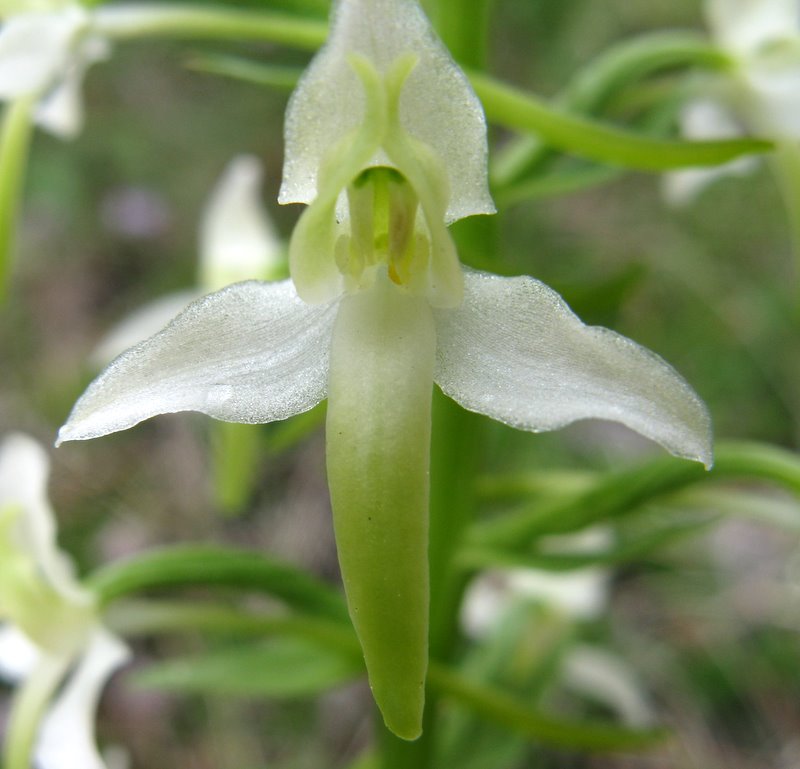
[[185, 54, 303, 90], [494, 163, 623, 207], [135, 636, 363, 698], [439, 608, 574, 768], [88, 545, 349, 622], [470, 71, 771, 172], [427, 662, 667, 752], [468, 442, 800, 551], [0, 99, 34, 302], [459, 518, 716, 573], [491, 31, 731, 186]]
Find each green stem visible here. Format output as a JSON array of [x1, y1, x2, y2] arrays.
[[93, 4, 328, 50], [211, 421, 261, 516], [428, 391, 483, 657], [769, 141, 800, 293], [0, 98, 34, 302], [426, 0, 493, 68]]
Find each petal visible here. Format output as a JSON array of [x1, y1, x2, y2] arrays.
[[90, 290, 200, 367], [433, 271, 713, 467], [506, 568, 609, 619], [562, 645, 655, 727], [278, 0, 494, 222], [706, 0, 798, 55], [742, 51, 800, 137], [461, 566, 608, 639], [286, 55, 386, 303], [0, 434, 85, 601], [0, 9, 87, 99], [663, 98, 757, 205], [0, 624, 40, 683], [35, 628, 131, 769], [199, 155, 285, 291], [57, 280, 339, 444], [34, 33, 109, 139], [326, 277, 435, 740]]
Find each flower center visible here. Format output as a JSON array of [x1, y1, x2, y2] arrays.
[[286, 53, 464, 308], [337, 166, 430, 293]]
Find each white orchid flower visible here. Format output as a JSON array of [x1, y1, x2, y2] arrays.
[[93, 155, 284, 364], [58, 0, 711, 739], [461, 528, 613, 637], [666, 0, 800, 203], [0, 433, 130, 769], [462, 529, 655, 728], [0, 1, 109, 138]]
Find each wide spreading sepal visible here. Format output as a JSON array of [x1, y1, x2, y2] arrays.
[[433, 271, 713, 468], [58, 280, 339, 444]]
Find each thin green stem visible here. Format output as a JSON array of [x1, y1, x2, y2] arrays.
[[427, 0, 493, 68], [93, 5, 328, 50], [0, 98, 34, 302], [211, 421, 261, 516], [769, 141, 800, 294]]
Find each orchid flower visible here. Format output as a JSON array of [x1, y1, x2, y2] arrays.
[[0, 433, 130, 769], [462, 528, 655, 728], [461, 528, 614, 637], [666, 0, 800, 204], [0, 0, 109, 138], [58, 0, 712, 739], [93, 155, 284, 364]]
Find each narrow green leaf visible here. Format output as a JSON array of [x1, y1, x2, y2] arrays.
[[440, 608, 574, 769], [88, 545, 348, 622], [470, 71, 771, 171], [469, 442, 800, 551], [459, 518, 715, 573], [494, 164, 623, 207], [492, 32, 731, 186], [185, 55, 303, 90], [135, 636, 362, 698], [0, 98, 34, 302], [427, 663, 667, 752], [562, 32, 729, 115]]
